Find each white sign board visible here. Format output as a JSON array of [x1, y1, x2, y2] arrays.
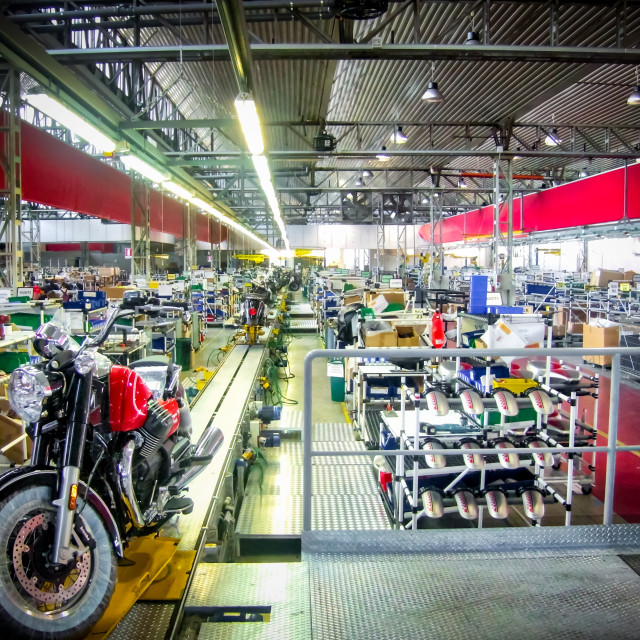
[[17, 287, 34, 299], [389, 278, 403, 289], [327, 362, 344, 378]]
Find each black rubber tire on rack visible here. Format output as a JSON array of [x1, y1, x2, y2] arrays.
[[581, 484, 593, 495], [0, 485, 117, 640], [289, 281, 300, 292]]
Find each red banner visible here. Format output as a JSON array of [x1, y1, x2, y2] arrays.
[[45, 243, 81, 252], [2, 113, 226, 245], [419, 164, 637, 244]]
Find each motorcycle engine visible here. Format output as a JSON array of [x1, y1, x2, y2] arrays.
[[133, 401, 175, 508]]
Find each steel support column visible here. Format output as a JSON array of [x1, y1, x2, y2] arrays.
[[130, 175, 151, 282], [183, 203, 196, 273], [0, 65, 23, 291], [504, 159, 515, 304], [493, 158, 500, 275]]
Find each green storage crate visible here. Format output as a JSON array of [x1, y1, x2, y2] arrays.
[[478, 406, 538, 426], [0, 351, 29, 373], [10, 312, 54, 331], [176, 338, 193, 370]]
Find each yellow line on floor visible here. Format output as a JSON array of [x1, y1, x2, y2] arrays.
[[341, 402, 352, 424], [596, 430, 640, 460]]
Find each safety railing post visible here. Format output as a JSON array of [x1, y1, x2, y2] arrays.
[[603, 352, 621, 525]]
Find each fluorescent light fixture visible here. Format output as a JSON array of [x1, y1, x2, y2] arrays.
[[121, 154, 169, 183], [376, 146, 390, 161], [544, 128, 561, 147], [363, 170, 373, 178], [234, 94, 264, 155], [25, 93, 116, 152], [355, 176, 364, 187], [458, 176, 467, 188], [189, 197, 214, 213], [390, 126, 408, 144], [154, 254, 170, 260], [579, 168, 589, 178], [252, 155, 272, 188], [164, 181, 194, 200]]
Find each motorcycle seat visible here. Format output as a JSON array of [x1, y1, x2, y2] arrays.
[[130, 355, 171, 369]]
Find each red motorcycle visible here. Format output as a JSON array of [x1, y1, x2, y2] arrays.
[[0, 308, 224, 639]]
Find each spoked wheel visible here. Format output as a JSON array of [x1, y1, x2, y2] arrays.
[[0, 485, 117, 640]]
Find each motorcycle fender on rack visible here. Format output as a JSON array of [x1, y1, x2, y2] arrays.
[[0, 467, 124, 558]]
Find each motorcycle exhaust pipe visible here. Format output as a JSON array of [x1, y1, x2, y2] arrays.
[[175, 425, 224, 491]]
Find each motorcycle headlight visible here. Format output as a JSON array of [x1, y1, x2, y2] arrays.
[[8, 366, 58, 422], [75, 347, 112, 375]]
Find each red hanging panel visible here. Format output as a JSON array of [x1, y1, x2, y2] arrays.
[[5, 113, 227, 244], [419, 164, 634, 244]]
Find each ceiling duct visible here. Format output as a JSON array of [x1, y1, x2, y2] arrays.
[[334, 0, 389, 20]]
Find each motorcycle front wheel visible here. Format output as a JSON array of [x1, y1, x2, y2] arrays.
[[0, 484, 117, 640]]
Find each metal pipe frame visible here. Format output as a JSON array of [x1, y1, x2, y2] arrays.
[[302, 346, 640, 531], [46, 43, 640, 65]]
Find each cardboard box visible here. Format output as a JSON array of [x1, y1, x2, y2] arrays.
[[624, 271, 637, 281], [590, 269, 623, 288], [522, 305, 535, 314], [366, 290, 406, 307], [363, 329, 397, 347], [344, 294, 362, 306], [0, 414, 31, 463], [105, 286, 137, 299], [396, 326, 419, 347], [582, 323, 620, 366], [568, 322, 584, 334]]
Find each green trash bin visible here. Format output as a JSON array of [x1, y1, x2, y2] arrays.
[[329, 359, 345, 403]]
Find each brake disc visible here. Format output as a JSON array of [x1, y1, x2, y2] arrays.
[[11, 512, 91, 605]]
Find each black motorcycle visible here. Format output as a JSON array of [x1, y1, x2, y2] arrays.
[[0, 308, 224, 639]]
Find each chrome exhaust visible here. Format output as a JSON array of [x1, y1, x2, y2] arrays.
[[117, 439, 146, 528], [175, 425, 224, 491]]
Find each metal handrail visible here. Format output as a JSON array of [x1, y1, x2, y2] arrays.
[[303, 346, 640, 531]]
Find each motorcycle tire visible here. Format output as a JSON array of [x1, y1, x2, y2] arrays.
[[0, 485, 117, 640], [288, 281, 300, 292]]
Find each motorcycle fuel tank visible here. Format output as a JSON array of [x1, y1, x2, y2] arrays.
[[109, 365, 153, 432]]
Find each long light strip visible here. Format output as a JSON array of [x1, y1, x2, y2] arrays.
[[164, 181, 194, 200], [188, 196, 271, 250], [234, 94, 264, 155], [26, 91, 271, 251], [234, 94, 290, 250], [121, 154, 170, 183], [25, 93, 116, 153]]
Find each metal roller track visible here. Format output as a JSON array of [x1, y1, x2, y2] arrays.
[[110, 343, 268, 640]]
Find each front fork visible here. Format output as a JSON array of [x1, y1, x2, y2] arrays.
[[52, 371, 93, 564]]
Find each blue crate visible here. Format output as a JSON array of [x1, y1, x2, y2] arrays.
[[487, 305, 524, 314], [468, 305, 488, 314], [80, 291, 106, 302]]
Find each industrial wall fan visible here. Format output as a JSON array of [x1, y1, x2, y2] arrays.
[[382, 193, 414, 224], [341, 191, 373, 224]]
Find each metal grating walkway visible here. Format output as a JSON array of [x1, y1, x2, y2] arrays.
[[188, 526, 640, 640], [289, 318, 318, 332], [302, 526, 640, 640], [288, 303, 314, 317], [236, 424, 390, 537]]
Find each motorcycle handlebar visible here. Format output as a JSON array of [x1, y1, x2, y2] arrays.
[[84, 308, 135, 350]]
